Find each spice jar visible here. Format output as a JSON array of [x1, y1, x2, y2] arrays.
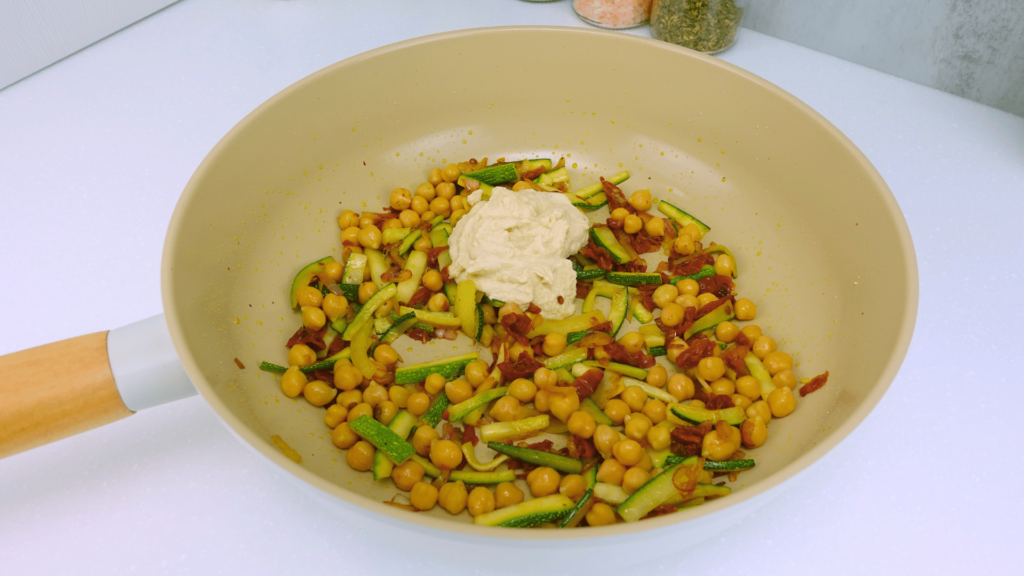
[[573, 0, 652, 30], [650, 0, 744, 54]]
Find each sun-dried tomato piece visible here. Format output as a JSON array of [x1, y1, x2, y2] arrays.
[[498, 353, 544, 380], [629, 228, 662, 255], [286, 325, 327, 351], [440, 265, 451, 284], [706, 394, 735, 410], [567, 436, 597, 460], [381, 265, 413, 283], [614, 258, 648, 273], [672, 253, 714, 276], [799, 371, 830, 397], [405, 286, 432, 307], [311, 369, 335, 385], [582, 238, 615, 271], [576, 281, 592, 299], [697, 274, 734, 298], [604, 342, 656, 369], [425, 246, 449, 269], [570, 369, 604, 400], [601, 178, 632, 213], [720, 344, 750, 377], [500, 312, 534, 345], [405, 326, 434, 343], [462, 424, 479, 446], [695, 296, 734, 320], [674, 338, 716, 369]]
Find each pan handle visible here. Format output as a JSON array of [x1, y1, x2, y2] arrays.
[[0, 314, 195, 459]]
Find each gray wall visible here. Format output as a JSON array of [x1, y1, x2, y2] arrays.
[[742, 0, 1024, 116]]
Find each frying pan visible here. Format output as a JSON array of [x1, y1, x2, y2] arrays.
[[0, 27, 917, 570]]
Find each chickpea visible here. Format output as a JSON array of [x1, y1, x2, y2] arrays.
[[622, 467, 651, 495], [613, 440, 644, 467], [450, 209, 467, 226], [371, 344, 398, 366], [442, 163, 461, 183], [428, 167, 444, 186], [645, 365, 668, 389], [585, 502, 617, 526], [742, 416, 768, 448], [624, 414, 652, 442], [735, 375, 761, 400], [731, 394, 752, 411], [357, 281, 378, 304], [398, 209, 421, 228], [701, 431, 736, 462], [417, 271, 441, 293], [411, 424, 439, 456], [458, 486, 493, 518], [295, 285, 324, 308], [331, 422, 358, 449], [421, 373, 445, 396], [391, 460, 425, 491], [303, 381, 337, 407], [596, 458, 626, 486], [644, 217, 666, 237], [324, 404, 348, 428], [280, 365, 307, 398], [746, 400, 772, 424], [389, 188, 412, 211], [429, 197, 451, 217], [410, 195, 429, 215], [322, 294, 350, 321], [623, 214, 643, 234], [358, 214, 376, 228], [459, 360, 485, 388], [660, 303, 685, 326], [287, 344, 317, 367], [341, 226, 361, 246], [388, 385, 409, 408], [508, 378, 537, 403], [628, 189, 652, 211], [768, 386, 796, 417], [549, 392, 580, 423], [357, 225, 382, 250], [346, 403, 373, 422], [741, 324, 763, 341], [561, 411, 595, 440], [336, 389, 363, 409], [375, 400, 398, 426], [542, 332, 567, 356], [603, 399, 631, 425], [709, 378, 736, 396], [715, 321, 740, 343], [673, 233, 695, 256], [668, 373, 695, 401], [427, 292, 449, 312], [593, 424, 619, 458], [334, 365, 363, 391], [763, 351, 793, 376], [652, 285, 679, 309], [636, 451, 653, 473], [534, 389, 551, 413], [489, 396, 521, 422], [413, 235, 432, 253], [647, 425, 672, 450], [620, 387, 647, 412], [735, 298, 757, 321], [498, 301, 523, 318], [752, 335, 777, 359], [412, 182, 435, 202], [559, 474, 588, 501], [449, 195, 464, 212], [406, 392, 431, 417], [509, 341, 533, 362], [445, 379, 473, 404], [436, 181, 456, 200], [689, 399, 706, 409], [362, 384, 388, 408], [714, 253, 736, 277], [526, 467, 561, 497], [676, 294, 700, 311], [616, 332, 643, 355], [697, 356, 726, 382], [773, 369, 797, 389], [681, 222, 704, 242], [429, 439, 463, 470], [511, 180, 532, 191], [674, 279, 698, 299], [410, 481, 439, 511], [642, 399, 667, 424], [435, 480, 468, 515], [494, 482, 524, 509], [481, 304, 496, 325], [346, 440, 376, 471], [381, 218, 402, 231], [604, 208, 626, 223], [697, 293, 718, 308], [337, 209, 359, 230]]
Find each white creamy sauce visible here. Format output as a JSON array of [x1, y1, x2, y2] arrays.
[[448, 187, 591, 320]]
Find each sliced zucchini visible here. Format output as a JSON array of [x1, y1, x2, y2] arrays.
[[455, 280, 479, 340], [381, 227, 411, 246], [364, 249, 390, 289], [342, 282, 397, 341], [394, 351, 479, 386], [461, 442, 509, 471], [456, 175, 494, 199], [420, 392, 450, 429], [398, 229, 422, 255], [371, 410, 418, 480], [575, 268, 607, 281], [620, 376, 675, 403], [348, 415, 415, 465], [527, 310, 607, 338], [593, 482, 630, 505], [633, 301, 654, 324], [588, 227, 631, 264], [350, 322, 377, 379], [555, 368, 575, 384], [658, 200, 710, 235], [536, 166, 569, 187], [449, 469, 517, 484], [479, 415, 549, 443], [543, 347, 588, 370], [649, 346, 667, 357], [744, 352, 777, 399], [473, 494, 574, 527], [557, 487, 594, 528], [396, 250, 427, 305], [606, 272, 662, 287], [462, 163, 518, 186], [583, 192, 608, 209], [669, 403, 745, 426], [379, 311, 417, 343], [258, 361, 286, 374], [683, 300, 735, 340], [448, 386, 508, 422], [399, 306, 462, 329], [300, 348, 352, 373], [428, 226, 450, 250], [580, 397, 613, 426], [583, 360, 647, 380], [581, 285, 600, 313], [342, 252, 368, 285], [575, 170, 629, 200], [647, 447, 673, 468], [518, 158, 553, 174], [607, 286, 630, 337], [639, 324, 665, 348], [671, 265, 716, 285], [664, 454, 756, 472], [410, 454, 442, 478], [618, 461, 684, 522], [290, 256, 335, 309], [487, 442, 583, 474], [704, 245, 738, 278]]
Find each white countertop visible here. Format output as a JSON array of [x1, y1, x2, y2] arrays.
[[2, 0, 1022, 574]]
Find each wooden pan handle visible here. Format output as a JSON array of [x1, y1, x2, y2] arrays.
[[0, 332, 133, 459]]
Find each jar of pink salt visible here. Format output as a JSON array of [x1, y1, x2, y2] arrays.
[[572, 0, 652, 29]]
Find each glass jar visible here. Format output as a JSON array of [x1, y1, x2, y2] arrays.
[[650, 0, 744, 54], [573, 0, 653, 30]]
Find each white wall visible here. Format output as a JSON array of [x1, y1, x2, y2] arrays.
[[0, 0, 180, 89], [741, 0, 1024, 116]]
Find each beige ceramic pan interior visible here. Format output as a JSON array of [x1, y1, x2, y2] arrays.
[[163, 27, 916, 542]]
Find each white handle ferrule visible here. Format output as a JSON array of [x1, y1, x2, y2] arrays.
[[107, 314, 196, 412]]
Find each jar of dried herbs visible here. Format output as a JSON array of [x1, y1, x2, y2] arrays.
[[650, 0, 744, 54]]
